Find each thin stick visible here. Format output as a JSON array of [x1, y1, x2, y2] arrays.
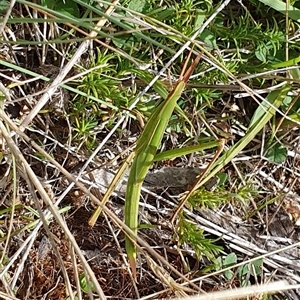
[[88, 151, 135, 227]]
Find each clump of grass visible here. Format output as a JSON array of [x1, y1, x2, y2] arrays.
[[1, 0, 300, 298]]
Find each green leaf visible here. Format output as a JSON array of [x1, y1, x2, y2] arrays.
[[223, 253, 237, 280], [266, 142, 287, 163], [238, 264, 249, 277], [250, 258, 263, 276], [216, 173, 228, 186], [223, 252, 237, 266], [282, 95, 294, 111], [214, 256, 222, 270], [194, 9, 206, 29], [258, 0, 300, 23], [59, 0, 79, 18], [150, 7, 175, 20], [290, 67, 300, 80], [128, 0, 147, 13], [79, 273, 96, 294], [272, 55, 300, 68], [112, 35, 138, 50], [255, 44, 268, 63], [153, 141, 219, 162], [41, 0, 79, 18], [199, 29, 218, 50], [0, 90, 5, 102], [249, 88, 288, 128], [224, 269, 234, 280], [0, 0, 9, 13]]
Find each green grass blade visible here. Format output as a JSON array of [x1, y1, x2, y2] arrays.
[[258, 0, 300, 22], [153, 141, 219, 162], [193, 85, 291, 188], [125, 81, 187, 277]]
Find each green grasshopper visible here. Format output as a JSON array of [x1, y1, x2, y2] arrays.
[[124, 50, 204, 278]]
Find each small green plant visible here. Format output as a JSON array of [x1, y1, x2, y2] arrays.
[[41, 0, 80, 18], [211, 253, 263, 286], [214, 253, 237, 280], [186, 173, 256, 210], [79, 273, 96, 294], [71, 50, 124, 116], [72, 116, 98, 150], [176, 215, 223, 261], [238, 258, 263, 287], [164, 0, 213, 36], [70, 49, 135, 149], [265, 142, 288, 163], [188, 186, 229, 210], [176, 180, 257, 263]]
